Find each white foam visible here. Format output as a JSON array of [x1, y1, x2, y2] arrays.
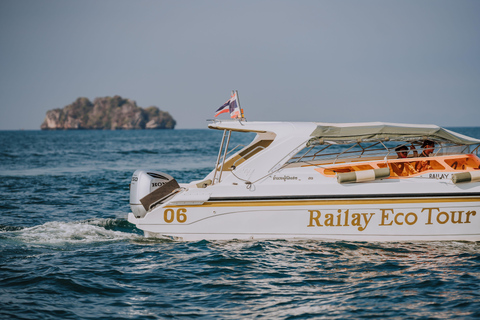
[[8, 219, 140, 245]]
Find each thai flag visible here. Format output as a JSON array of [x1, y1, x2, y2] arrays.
[[215, 92, 241, 118]]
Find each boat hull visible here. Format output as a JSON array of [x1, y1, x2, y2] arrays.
[[128, 196, 480, 241]]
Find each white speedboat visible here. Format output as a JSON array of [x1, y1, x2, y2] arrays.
[[128, 120, 480, 241]]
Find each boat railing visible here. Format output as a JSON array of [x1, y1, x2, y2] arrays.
[[290, 145, 390, 163], [213, 131, 251, 184], [288, 141, 479, 165], [285, 155, 398, 169], [213, 129, 231, 185], [334, 142, 389, 164], [212, 129, 264, 184]]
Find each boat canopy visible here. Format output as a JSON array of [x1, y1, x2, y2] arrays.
[[309, 122, 480, 146]]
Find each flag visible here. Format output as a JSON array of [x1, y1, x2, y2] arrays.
[[215, 92, 241, 119]]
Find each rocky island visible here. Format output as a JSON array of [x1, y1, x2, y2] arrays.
[[41, 96, 176, 130]]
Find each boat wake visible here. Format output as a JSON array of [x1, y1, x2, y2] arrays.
[[0, 218, 142, 245]]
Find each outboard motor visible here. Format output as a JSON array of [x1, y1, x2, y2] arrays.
[[130, 170, 180, 218]]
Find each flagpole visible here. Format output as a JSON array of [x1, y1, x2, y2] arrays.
[[235, 90, 245, 121]]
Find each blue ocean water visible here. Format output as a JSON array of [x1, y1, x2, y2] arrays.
[[1, 127, 480, 319]]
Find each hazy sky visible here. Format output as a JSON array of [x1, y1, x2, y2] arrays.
[[1, 0, 479, 130]]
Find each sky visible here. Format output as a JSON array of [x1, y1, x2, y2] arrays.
[[0, 0, 479, 130]]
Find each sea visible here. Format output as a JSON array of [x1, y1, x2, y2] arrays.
[[1, 127, 480, 320]]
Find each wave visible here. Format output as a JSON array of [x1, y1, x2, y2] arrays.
[[0, 218, 141, 245], [0, 152, 19, 159], [0, 224, 24, 232], [117, 149, 159, 155]]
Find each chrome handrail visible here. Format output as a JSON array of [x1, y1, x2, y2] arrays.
[[218, 130, 231, 183], [212, 130, 227, 185]]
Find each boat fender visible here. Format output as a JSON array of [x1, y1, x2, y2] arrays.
[[337, 168, 390, 184], [451, 171, 480, 184]]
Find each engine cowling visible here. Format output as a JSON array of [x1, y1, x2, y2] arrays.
[[130, 170, 180, 218]]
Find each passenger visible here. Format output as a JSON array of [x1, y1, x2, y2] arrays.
[[420, 140, 435, 157], [392, 145, 417, 177], [395, 145, 409, 159], [395, 144, 418, 159], [416, 140, 435, 172]]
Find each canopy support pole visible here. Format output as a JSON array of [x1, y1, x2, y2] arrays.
[[218, 130, 232, 183], [213, 130, 227, 185]]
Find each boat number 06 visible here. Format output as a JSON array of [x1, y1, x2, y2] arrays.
[[164, 208, 187, 223]]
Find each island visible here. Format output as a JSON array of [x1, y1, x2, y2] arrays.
[[40, 96, 176, 130]]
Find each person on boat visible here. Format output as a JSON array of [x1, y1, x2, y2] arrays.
[[419, 140, 435, 157], [395, 145, 408, 159], [395, 145, 418, 159], [392, 145, 417, 176], [415, 140, 435, 172]]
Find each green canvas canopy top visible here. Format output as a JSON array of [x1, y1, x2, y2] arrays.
[[308, 122, 480, 146]]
